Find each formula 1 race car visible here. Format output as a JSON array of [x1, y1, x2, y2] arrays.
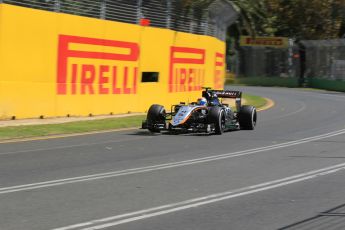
[[141, 88, 257, 135]]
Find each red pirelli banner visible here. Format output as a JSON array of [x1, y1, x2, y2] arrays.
[[169, 46, 206, 93], [240, 36, 288, 48], [57, 35, 139, 95]]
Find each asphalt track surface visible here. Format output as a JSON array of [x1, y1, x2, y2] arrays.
[[1, 86, 345, 230]]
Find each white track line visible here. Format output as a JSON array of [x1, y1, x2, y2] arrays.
[[260, 101, 306, 122], [1, 128, 345, 195], [0, 136, 152, 156], [52, 162, 345, 230]]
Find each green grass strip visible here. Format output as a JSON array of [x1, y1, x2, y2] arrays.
[[0, 94, 269, 140], [0, 115, 146, 140], [243, 93, 268, 109], [226, 76, 299, 88]]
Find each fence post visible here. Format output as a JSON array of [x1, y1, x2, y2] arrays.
[[100, 0, 106, 19], [189, 9, 194, 33], [288, 38, 294, 77], [54, 0, 60, 12], [137, 0, 142, 24], [166, 0, 171, 29], [204, 16, 209, 35]]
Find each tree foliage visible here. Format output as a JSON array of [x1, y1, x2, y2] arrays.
[[230, 0, 271, 36], [227, 0, 345, 39], [195, 0, 344, 39], [266, 0, 345, 39]]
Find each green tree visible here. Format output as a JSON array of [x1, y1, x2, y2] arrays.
[[184, 0, 272, 36], [266, 0, 345, 39], [231, 0, 273, 36]]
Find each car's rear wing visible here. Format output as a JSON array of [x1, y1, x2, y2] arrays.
[[202, 89, 242, 111], [212, 90, 242, 99]]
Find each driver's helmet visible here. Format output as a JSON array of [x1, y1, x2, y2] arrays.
[[210, 93, 220, 105], [197, 97, 207, 106]]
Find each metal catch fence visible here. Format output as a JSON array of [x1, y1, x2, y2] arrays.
[[235, 39, 345, 84], [2, 0, 237, 41], [237, 46, 292, 78], [300, 39, 345, 81]]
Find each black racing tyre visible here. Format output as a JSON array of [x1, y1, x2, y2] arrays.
[[239, 105, 257, 130], [147, 104, 166, 132], [208, 107, 225, 135]]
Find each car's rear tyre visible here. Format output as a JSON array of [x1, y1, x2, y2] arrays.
[[208, 107, 225, 135], [147, 104, 166, 133], [239, 105, 257, 130]]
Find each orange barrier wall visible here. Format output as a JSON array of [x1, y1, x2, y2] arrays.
[[0, 4, 225, 119]]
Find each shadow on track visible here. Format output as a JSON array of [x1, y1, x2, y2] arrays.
[[126, 129, 240, 137], [288, 156, 345, 159], [278, 203, 345, 230], [127, 130, 213, 137]]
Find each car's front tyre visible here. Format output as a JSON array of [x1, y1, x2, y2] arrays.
[[239, 105, 257, 130], [208, 107, 225, 135], [147, 104, 166, 133]]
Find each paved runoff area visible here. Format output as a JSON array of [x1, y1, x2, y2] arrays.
[[0, 113, 145, 128], [1, 86, 345, 230]]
